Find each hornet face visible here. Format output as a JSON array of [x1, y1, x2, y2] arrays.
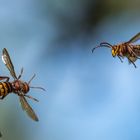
[[111, 46, 119, 57]]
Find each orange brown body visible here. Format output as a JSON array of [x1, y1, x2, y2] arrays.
[[92, 33, 140, 68], [0, 48, 45, 122], [0, 80, 29, 99], [0, 82, 12, 97], [0, 48, 46, 137], [112, 43, 140, 62]]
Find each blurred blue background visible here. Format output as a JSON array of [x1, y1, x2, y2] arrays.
[[0, 0, 140, 140]]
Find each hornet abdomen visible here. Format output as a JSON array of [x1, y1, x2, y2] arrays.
[[0, 82, 12, 97]]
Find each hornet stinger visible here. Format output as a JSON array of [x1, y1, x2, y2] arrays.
[[92, 32, 140, 68], [0, 48, 45, 122]]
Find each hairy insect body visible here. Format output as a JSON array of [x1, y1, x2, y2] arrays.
[[11, 80, 29, 94], [0, 48, 45, 122], [92, 33, 140, 68], [0, 81, 29, 99], [0, 48, 45, 137], [112, 44, 140, 64], [112, 44, 130, 57]]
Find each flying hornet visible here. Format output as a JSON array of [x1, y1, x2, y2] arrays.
[[0, 48, 45, 121], [92, 32, 140, 68]]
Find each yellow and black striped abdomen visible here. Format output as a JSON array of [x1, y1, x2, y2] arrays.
[[0, 82, 12, 96]]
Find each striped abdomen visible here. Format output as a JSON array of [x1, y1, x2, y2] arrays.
[[0, 82, 12, 96]]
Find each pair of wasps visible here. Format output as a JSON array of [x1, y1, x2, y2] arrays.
[[92, 32, 140, 68], [0, 48, 45, 134]]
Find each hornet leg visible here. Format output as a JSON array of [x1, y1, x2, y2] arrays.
[[118, 56, 123, 63], [0, 76, 9, 82], [0, 95, 7, 99], [128, 58, 137, 68]]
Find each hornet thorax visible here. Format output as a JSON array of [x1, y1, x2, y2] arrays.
[[111, 43, 129, 57], [11, 80, 29, 94]]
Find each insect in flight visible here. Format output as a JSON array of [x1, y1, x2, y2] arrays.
[[92, 32, 140, 68], [0, 48, 45, 121]]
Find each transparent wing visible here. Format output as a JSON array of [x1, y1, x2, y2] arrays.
[[19, 95, 39, 121], [132, 45, 140, 56], [2, 48, 17, 79], [127, 32, 140, 43]]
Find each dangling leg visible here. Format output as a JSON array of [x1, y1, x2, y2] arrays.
[[118, 56, 123, 63], [0, 76, 9, 82], [128, 58, 137, 68], [0, 94, 7, 99], [30, 86, 46, 91], [24, 95, 39, 102], [17, 92, 38, 102]]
